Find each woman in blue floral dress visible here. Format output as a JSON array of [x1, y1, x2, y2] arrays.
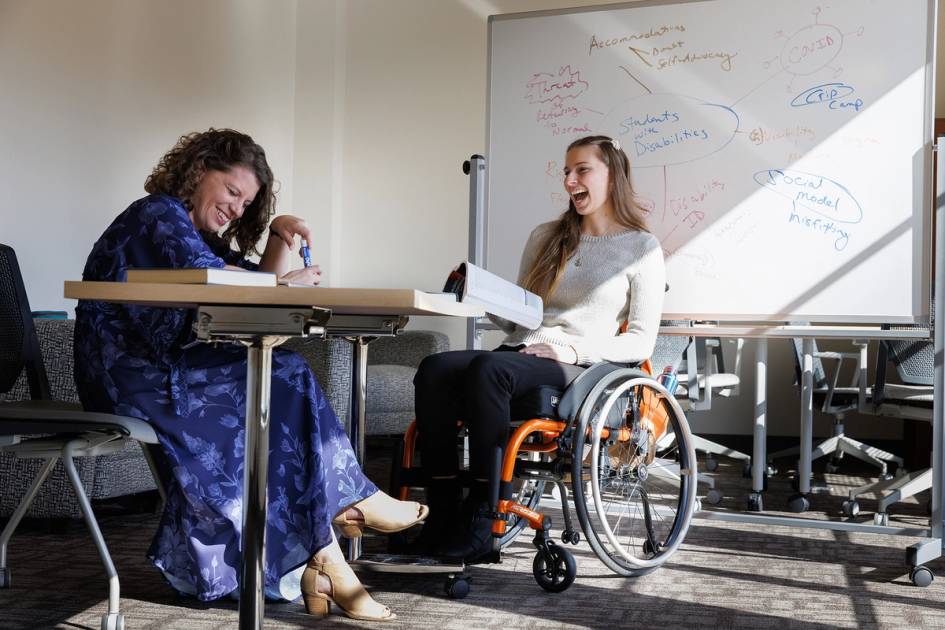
[[74, 129, 425, 621]]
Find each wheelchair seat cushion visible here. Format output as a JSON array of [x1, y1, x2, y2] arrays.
[[556, 362, 628, 421], [510, 385, 565, 420]]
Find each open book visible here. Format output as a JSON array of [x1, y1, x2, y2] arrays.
[[125, 268, 278, 287], [443, 261, 543, 329]]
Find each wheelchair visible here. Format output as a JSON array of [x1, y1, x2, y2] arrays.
[[393, 359, 698, 596]]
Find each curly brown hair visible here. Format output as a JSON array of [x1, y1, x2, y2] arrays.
[[144, 128, 276, 256], [522, 135, 649, 300]]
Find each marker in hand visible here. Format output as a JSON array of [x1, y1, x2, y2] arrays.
[[301, 239, 313, 268]]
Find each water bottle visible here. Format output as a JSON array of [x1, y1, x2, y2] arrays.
[[658, 365, 678, 395]]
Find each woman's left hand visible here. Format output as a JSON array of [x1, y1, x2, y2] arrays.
[[280, 265, 322, 286], [269, 215, 313, 250], [519, 343, 577, 364]]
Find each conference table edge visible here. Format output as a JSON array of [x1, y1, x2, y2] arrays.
[[63, 281, 484, 318]]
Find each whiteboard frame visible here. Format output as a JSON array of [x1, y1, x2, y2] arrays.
[[483, 0, 936, 325]]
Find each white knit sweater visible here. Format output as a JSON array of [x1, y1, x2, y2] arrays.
[[494, 221, 665, 366]]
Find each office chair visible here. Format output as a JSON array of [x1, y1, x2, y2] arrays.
[[0, 243, 161, 630], [841, 328, 933, 525], [769, 337, 904, 488], [650, 327, 732, 505]]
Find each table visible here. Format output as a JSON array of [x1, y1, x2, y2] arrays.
[[63, 281, 482, 629], [659, 323, 943, 578]]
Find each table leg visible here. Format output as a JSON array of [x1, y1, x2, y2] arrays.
[[346, 337, 370, 562], [752, 339, 767, 494], [798, 338, 814, 496], [239, 340, 274, 630]]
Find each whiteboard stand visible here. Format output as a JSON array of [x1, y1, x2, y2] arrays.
[[464, 154, 487, 350], [906, 137, 945, 580]]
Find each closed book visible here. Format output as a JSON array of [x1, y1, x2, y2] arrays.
[[125, 268, 278, 287]]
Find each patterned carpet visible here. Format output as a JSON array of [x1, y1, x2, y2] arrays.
[[1, 450, 943, 630]]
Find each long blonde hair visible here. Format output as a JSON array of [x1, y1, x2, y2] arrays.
[[521, 135, 648, 300]]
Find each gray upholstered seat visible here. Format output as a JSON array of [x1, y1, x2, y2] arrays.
[[0, 318, 157, 519], [364, 330, 449, 435]]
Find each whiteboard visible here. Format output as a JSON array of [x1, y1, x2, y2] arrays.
[[487, 0, 934, 323]]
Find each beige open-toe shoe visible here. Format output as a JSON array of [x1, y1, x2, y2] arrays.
[[332, 491, 429, 538], [300, 558, 396, 621]]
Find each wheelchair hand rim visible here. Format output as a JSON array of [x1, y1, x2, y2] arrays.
[[587, 375, 698, 569]]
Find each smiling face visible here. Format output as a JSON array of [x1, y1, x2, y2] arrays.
[[187, 165, 261, 233], [563, 145, 614, 219]]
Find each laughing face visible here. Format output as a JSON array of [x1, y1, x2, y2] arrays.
[[188, 165, 261, 233], [563, 145, 613, 219]]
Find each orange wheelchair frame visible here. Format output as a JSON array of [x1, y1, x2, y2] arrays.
[[393, 358, 696, 596]]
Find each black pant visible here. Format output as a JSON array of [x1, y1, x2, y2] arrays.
[[413, 347, 585, 480]]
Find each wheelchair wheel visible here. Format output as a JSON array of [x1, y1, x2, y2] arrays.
[[570, 369, 697, 576]]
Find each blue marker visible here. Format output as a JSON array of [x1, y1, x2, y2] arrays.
[[301, 239, 312, 268]]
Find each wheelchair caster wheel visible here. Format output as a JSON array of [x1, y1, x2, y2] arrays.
[[101, 613, 124, 630], [766, 465, 777, 477], [881, 472, 894, 481], [533, 543, 576, 593], [841, 500, 860, 518], [705, 489, 723, 505], [746, 493, 763, 512], [911, 565, 934, 587], [704, 457, 718, 472], [874, 512, 889, 527], [787, 493, 809, 513], [0, 567, 10, 589], [825, 462, 840, 474], [444, 576, 470, 599], [561, 530, 580, 545]]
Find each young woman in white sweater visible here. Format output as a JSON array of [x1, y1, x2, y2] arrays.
[[413, 135, 666, 561]]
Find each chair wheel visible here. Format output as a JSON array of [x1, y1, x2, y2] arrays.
[[746, 493, 763, 512], [101, 613, 124, 630], [533, 543, 576, 593], [825, 462, 840, 474], [874, 512, 889, 527], [705, 489, 723, 505], [705, 457, 719, 472], [841, 500, 860, 518], [561, 530, 580, 545], [444, 576, 470, 599], [911, 565, 934, 587], [787, 493, 809, 513]]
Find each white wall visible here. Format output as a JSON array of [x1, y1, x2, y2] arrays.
[[0, 0, 299, 314], [1, 0, 940, 438]]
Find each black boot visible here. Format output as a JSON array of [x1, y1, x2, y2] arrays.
[[409, 479, 461, 556], [438, 482, 496, 564]]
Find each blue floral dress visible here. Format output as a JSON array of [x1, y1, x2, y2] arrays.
[[73, 194, 377, 602]]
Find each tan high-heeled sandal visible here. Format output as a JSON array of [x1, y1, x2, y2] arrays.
[[300, 558, 396, 621], [332, 491, 430, 538]]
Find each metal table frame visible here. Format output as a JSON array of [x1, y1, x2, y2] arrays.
[[62, 283, 480, 629]]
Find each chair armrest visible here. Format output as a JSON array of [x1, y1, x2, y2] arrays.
[[367, 330, 450, 368], [814, 342, 867, 412]]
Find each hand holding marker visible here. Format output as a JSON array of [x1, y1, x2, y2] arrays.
[[301, 239, 313, 268]]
